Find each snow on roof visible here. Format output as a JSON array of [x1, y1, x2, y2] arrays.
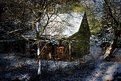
[[24, 12, 84, 39], [45, 12, 84, 37]]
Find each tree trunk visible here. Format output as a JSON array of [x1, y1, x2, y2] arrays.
[[103, 0, 121, 58], [37, 43, 41, 75]]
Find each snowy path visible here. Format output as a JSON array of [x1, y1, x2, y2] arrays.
[[60, 48, 121, 81], [85, 62, 121, 81], [62, 62, 121, 81], [84, 48, 121, 81]]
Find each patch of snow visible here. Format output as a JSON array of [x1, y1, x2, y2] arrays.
[[85, 62, 121, 81], [0, 54, 81, 81], [18, 74, 30, 81], [103, 63, 118, 80]]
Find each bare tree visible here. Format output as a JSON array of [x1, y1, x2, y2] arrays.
[[102, 0, 121, 57], [29, 0, 82, 75]]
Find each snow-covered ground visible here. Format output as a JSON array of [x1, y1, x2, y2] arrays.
[[0, 54, 38, 81], [0, 54, 81, 81], [58, 36, 121, 81], [0, 37, 102, 81], [84, 35, 121, 81], [0, 35, 102, 81], [0, 35, 121, 81], [85, 61, 121, 81]]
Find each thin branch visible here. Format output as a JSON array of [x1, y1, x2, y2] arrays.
[[7, 29, 23, 34]]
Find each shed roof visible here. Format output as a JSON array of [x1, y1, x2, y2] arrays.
[[44, 12, 84, 37], [23, 12, 85, 40]]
